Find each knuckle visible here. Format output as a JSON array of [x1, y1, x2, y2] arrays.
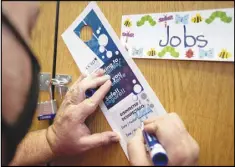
[[64, 86, 85, 105], [63, 111, 73, 122], [64, 95, 76, 105], [78, 82, 85, 92], [152, 121, 159, 132], [192, 141, 200, 158], [170, 113, 183, 125], [180, 126, 188, 135], [64, 96, 73, 104], [100, 133, 109, 146], [169, 112, 179, 119], [85, 98, 97, 108], [101, 135, 105, 146]]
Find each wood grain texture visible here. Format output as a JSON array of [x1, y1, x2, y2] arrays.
[[53, 1, 234, 166], [29, 2, 56, 131]]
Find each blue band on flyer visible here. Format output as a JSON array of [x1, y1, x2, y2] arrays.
[[74, 10, 143, 109]]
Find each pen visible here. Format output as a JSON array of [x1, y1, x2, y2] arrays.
[[85, 88, 97, 98], [141, 122, 168, 166]]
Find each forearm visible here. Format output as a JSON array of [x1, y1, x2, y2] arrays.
[[10, 129, 56, 166]]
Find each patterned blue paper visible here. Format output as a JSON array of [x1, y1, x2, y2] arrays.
[[74, 10, 144, 109]]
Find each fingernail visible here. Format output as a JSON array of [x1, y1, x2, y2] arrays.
[[81, 72, 87, 77], [111, 133, 120, 142], [106, 79, 112, 85], [96, 69, 105, 74], [103, 75, 111, 80], [135, 128, 142, 136]]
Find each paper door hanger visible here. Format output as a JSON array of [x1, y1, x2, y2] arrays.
[[121, 8, 234, 62], [62, 1, 166, 158]]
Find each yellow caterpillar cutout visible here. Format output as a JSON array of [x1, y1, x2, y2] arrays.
[[147, 48, 157, 56], [218, 49, 232, 59], [191, 13, 203, 23], [124, 19, 132, 27]]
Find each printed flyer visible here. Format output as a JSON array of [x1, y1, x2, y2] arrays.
[[62, 2, 166, 157]]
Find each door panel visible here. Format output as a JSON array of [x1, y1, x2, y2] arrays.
[[29, 2, 56, 131], [53, 1, 234, 166]]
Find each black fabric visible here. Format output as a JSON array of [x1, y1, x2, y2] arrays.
[[2, 12, 41, 165]]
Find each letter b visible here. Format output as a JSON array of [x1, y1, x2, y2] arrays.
[[184, 25, 196, 47]]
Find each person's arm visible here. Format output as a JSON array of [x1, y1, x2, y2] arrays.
[[10, 70, 119, 166], [10, 129, 55, 166]]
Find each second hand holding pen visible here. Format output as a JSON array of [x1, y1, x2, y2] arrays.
[[141, 122, 168, 166]]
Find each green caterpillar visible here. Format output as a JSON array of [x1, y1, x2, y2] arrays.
[[205, 11, 232, 24], [158, 46, 179, 58], [136, 15, 157, 27]]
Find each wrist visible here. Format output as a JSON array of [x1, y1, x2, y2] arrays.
[[45, 126, 57, 158], [9, 129, 57, 166]]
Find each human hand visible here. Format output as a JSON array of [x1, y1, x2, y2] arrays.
[[46, 69, 119, 156], [127, 113, 199, 166]]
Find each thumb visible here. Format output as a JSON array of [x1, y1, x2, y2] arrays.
[[79, 131, 119, 151], [127, 129, 152, 166]]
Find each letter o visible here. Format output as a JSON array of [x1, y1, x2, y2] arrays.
[[170, 36, 181, 47]]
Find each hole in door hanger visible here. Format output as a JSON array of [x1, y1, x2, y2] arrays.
[[80, 25, 93, 42]]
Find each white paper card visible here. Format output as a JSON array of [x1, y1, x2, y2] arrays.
[[62, 2, 166, 158], [121, 8, 234, 62]]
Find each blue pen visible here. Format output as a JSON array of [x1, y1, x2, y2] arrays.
[[141, 122, 168, 166], [85, 88, 97, 98]]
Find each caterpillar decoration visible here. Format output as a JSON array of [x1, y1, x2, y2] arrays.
[[158, 46, 179, 58], [205, 11, 232, 24], [136, 15, 157, 27]]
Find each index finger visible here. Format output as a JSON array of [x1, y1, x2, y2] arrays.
[[89, 79, 112, 105], [143, 115, 167, 126]]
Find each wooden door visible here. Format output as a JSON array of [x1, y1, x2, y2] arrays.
[[33, 1, 234, 166], [29, 2, 57, 131]]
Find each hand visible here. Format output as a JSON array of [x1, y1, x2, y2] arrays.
[[127, 113, 199, 166], [46, 69, 119, 156]]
